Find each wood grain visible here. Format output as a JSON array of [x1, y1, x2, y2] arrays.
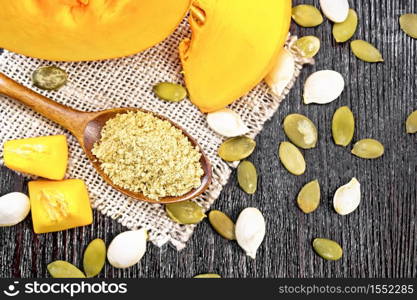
[[1, 0, 416, 278]]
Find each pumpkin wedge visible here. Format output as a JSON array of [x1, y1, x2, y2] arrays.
[[179, 0, 292, 112], [0, 0, 191, 61]]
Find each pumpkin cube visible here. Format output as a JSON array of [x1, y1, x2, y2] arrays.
[[28, 179, 92, 234], [3, 135, 68, 180]]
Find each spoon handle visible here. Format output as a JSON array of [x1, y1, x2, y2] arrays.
[[0, 72, 88, 136]]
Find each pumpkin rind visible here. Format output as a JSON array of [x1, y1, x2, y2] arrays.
[[179, 0, 292, 112], [0, 0, 191, 61]]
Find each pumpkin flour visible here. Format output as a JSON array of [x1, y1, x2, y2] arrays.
[[92, 111, 203, 200]]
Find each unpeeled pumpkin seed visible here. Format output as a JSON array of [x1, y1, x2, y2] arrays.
[[334, 177, 361, 215], [47, 260, 86, 278], [332, 9, 358, 42], [332, 106, 355, 146], [400, 14, 417, 39], [32, 66, 68, 90], [319, 0, 349, 23], [165, 200, 206, 224], [208, 210, 236, 240], [351, 40, 384, 62], [153, 82, 187, 102], [303, 70, 345, 105], [265, 48, 295, 96], [297, 180, 320, 214], [294, 36, 321, 58], [83, 238, 106, 278], [283, 114, 318, 149], [237, 161, 257, 194], [279, 142, 306, 176], [235, 207, 265, 259], [406, 110, 417, 133], [218, 136, 256, 162], [207, 108, 249, 137], [313, 238, 343, 261], [292, 5, 324, 27], [194, 273, 221, 278], [351, 139, 384, 159]]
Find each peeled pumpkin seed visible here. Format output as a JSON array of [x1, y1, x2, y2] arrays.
[[292, 5, 324, 27], [165, 200, 206, 224], [265, 48, 295, 96], [153, 82, 187, 102], [350, 40, 384, 62], [283, 114, 318, 149], [351, 139, 384, 159], [297, 180, 320, 214], [313, 238, 343, 261], [319, 0, 349, 23], [400, 14, 417, 39], [332, 106, 355, 146], [83, 238, 106, 278], [207, 108, 249, 137], [332, 9, 358, 42], [279, 142, 306, 176], [334, 177, 361, 215], [208, 210, 235, 240], [194, 273, 221, 278], [47, 260, 86, 278], [218, 136, 256, 162], [32, 66, 68, 90], [294, 36, 321, 58], [303, 70, 345, 105], [237, 161, 257, 194], [406, 110, 417, 133]]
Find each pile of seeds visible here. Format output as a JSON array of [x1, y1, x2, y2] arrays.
[[92, 111, 203, 200]]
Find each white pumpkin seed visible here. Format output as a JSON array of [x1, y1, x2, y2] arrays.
[[320, 0, 349, 23], [303, 70, 345, 104], [0, 192, 30, 227], [235, 207, 265, 259], [333, 178, 361, 215], [207, 108, 249, 137], [265, 48, 295, 96], [107, 229, 147, 269]]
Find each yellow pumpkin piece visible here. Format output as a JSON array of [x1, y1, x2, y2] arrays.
[[179, 0, 292, 112], [0, 0, 191, 61], [3, 135, 68, 180], [28, 179, 93, 234]]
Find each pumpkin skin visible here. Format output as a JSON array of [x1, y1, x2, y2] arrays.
[[179, 0, 292, 112], [0, 0, 191, 61]]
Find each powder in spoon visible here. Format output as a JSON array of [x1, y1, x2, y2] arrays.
[[91, 111, 204, 200]]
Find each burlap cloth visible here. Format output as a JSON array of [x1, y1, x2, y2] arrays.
[[0, 19, 310, 250]]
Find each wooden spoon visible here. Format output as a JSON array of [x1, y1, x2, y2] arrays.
[[0, 73, 212, 204]]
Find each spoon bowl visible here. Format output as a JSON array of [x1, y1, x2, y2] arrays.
[[0, 73, 212, 204]]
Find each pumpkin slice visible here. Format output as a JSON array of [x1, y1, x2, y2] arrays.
[[179, 0, 292, 112], [0, 0, 191, 61]]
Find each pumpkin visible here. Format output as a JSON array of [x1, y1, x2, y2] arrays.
[[179, 0, 292, 112], [0, 0, 191, 61]]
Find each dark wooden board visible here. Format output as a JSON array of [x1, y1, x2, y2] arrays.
[[1, 0, 416, 278]]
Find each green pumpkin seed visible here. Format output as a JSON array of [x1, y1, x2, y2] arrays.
[[83, 238, 106, 278], [297, 180, 320, 214], [332, 106, 355, 146], [32, 66, 68, 90], [218, 136, 256, 161], [153, 82, 187, 102], [332, 9, 358, 43], [350, 40, 384, 62], [400, 14, 417, 39], [237, 161, 257, 194], [165, 200, 206, 224], [313, 238, 343, 261], [294, 36, 321, 58], [208, 210, 235, 240], [194, 273, 221, 278], [47, 260, 86, 278], [292, 5, 324, 27], [279, 142, 306, 176], [283, 114, 318, 149], [351, 139, 384, 159], [406, 110, 417, 133]]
